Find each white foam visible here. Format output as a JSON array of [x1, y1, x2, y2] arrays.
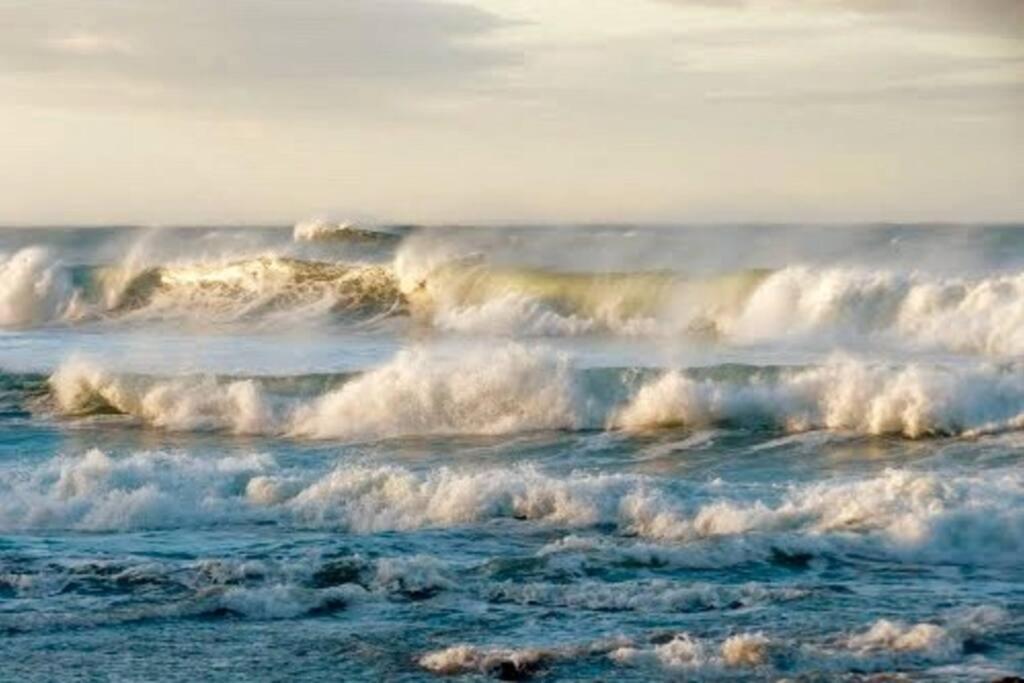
[[372, 555, 455, 595], [289, 344, 581, 439], [720, 633, 772, 667], [619, 467, 1024, 565], [842, 606, 1009, 660], [0, 247, 70, 327], [418, 636, 632, 676], [847, 620, 959, 657], [48, 349, 1024, 440], [395, 247, 1024, 355], [50, 357, 277, 434], [727, 266, 1024, 356], [293, 218, 355, 242], [0, 448, 273, 530], [204, 583, 357, 619], [49, 345, 586, 439], [5, 449, 1020, 568], [610, 632, 771, 671], [613, 358, 1024, 438], [535, 533, 787, 570], [278, 463, 638, 532], [419, 645, 552, 676]]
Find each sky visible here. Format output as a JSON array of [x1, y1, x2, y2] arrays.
[[0, 0, 1021, 225]]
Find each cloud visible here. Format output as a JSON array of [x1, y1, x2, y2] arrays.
[[0, 0, 1019, 224], [45, 31, 135, 56], [818, 0, 1024, 36], [634, 0, 1024, 106], [0, 0, 512, 111], [658, 0, 1024, 36]]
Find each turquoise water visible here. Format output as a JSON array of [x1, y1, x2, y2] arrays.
[[1, 224, 1022, 681]]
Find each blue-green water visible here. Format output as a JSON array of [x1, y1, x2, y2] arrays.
[[1, 224, 1022, 681]]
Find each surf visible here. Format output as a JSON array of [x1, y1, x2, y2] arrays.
[[21, 348, 1024, 440]]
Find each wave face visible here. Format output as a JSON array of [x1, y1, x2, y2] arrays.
[[403, 261, 769, 337], [101, 257, 403, 324], [29, 348, 1024, 439], [400, 262, 1024, 355]]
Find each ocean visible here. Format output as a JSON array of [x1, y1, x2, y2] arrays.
[[1, 222, 1022, 681]]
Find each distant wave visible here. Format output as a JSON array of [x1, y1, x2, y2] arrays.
[[2, 239, 1024, 356], [21, 347, 1024, 439], [292, 218, 403, 244]]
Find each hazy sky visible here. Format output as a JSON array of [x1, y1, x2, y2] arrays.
[[1, 0, 1021, 224]]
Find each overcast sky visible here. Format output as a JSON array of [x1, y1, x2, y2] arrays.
[[1, 0, 1021, 224]]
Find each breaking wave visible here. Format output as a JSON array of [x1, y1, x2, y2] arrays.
[[611, 358, 1024, 438], [3, 448, 1022, 568], [2, 233, 1024, 357], [723, 266, 1024, 356], [36, 347, 1024, 439], [398, 258, 768, 337], [45, 346, 581, 437], [406, 262, 1024, 355], [91, 257, 403, 324], [0, 248, 71, 327]]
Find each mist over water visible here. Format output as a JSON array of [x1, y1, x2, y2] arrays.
[[2, 223, 1023, 681]]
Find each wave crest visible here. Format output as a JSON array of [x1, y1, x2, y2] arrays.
[[614, 359, 1024, 438], [290, 345, 580, 439], [40, 350, 1024, 439], [49, 358, 276, 433], [725, 266, 1024, 356], [107, 256, 403, 323], [0, 248, 71, 327]]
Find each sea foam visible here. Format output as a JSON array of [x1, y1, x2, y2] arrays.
[[3, 450, 1021, 568], [0, 247, 70, 327], [614, 358, 1024, 437]]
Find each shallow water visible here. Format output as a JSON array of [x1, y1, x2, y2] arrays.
[[2, 224, 1023, 681]]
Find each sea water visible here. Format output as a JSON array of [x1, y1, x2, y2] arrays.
[[1, 223, 1022, 680]]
